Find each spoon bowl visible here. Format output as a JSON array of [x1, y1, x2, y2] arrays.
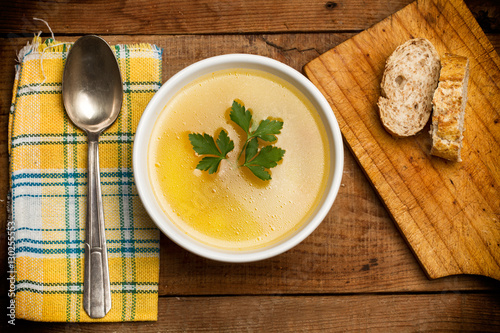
[[62, 35, 123, 318], [63, 35, 123, 135]]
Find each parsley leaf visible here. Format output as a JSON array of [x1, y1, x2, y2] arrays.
[[244, 137, 259, 164], [229, 101, 252, 135], [242, 143, 285, 180], [215, 129, 234, 156], [189, 100, 285, 181], [197, 156, 225, 174], [230, 100, 285, 169], [230, 101, 284, 142], [189, 130, 234, 174], [245, 165, 272, 181], [243, 143, 286, 180], [189, 133, 221, 156], [247, 145, 286, 169], [252, 119, 283, 142]]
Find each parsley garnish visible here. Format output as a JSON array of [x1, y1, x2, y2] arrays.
[[188, 130, 234, 174], [189, 100, 285, 180]]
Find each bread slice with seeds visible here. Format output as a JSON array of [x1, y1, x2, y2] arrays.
[[430, 53, 470, 162], [378, 38, 441, 137]]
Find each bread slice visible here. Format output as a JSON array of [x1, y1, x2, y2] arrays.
[[430, 53, 470, 161], [378, 38, 441, 137]]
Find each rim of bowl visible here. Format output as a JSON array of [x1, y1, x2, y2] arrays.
[[133, 54, 344, 262]]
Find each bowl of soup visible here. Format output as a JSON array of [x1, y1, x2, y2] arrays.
[[133, 54, 343, 262]]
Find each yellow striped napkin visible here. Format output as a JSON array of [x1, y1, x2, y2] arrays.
[[8, 36, 161, 322]]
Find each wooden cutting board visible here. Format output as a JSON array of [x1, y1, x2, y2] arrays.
[[305, 0, 500, 280]]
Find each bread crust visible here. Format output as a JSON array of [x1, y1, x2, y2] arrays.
[[378, 38, 441, 137], [430, 53, 469, 162]]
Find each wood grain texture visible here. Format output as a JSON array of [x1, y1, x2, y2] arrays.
[[0, 0, 415, 35], [4, 294, 500, 332], [0, 0, 500, 329], [305, 0, 500, 280], [1, 0, 498, 36], [1, 35, 498, 299]]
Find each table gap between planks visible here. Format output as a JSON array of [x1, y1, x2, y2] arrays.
[[0, 0, 499, 331]]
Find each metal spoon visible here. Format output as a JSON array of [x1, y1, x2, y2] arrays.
[[62, 35, 122, 318]]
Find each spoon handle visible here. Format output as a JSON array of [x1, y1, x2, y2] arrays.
[[84, 138, 112, 318]]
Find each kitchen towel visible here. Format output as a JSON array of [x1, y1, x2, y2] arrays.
[[9, 36, 161, 322]]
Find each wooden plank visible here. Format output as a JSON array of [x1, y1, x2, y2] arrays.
[[0, 0, 414, 35], [0, 0, 497, 35], [5, 294, 500, 331], [304, 0, 500, 280], [1, 34, 500, 299]]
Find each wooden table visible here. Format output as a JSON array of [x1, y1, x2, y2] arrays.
[[1, 0, 499, 331]]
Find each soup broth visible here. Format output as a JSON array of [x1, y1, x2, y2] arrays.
[[148, 69, 330, 250]]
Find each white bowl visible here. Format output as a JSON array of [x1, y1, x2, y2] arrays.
[[133, 54, 343, 262]]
